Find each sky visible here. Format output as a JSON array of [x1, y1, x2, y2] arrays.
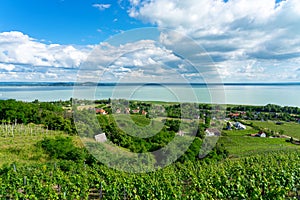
[[0, 0, 300, 83]]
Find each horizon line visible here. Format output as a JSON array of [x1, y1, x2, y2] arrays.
[[1, 81, 300, 86]]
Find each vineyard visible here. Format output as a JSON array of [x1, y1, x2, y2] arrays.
[[0, 151, 299, 199], [0, 124, 70, 167], [0, 123, 64, 137], [0, 100, 300, 199]]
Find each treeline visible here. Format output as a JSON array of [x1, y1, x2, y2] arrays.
[[0, 99, 76, 134], [228, 103, 300, 114], [226, 104, 300, 122], [75, 109, 227, 163], [0, 99, 225, 163]]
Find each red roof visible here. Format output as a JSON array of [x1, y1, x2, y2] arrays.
[[229, 113, 240, 117]]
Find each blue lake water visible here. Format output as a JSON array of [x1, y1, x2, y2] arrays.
[[0, 84, 300, 107]]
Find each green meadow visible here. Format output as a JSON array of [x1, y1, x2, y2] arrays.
[[220, 126, 300, 157], [248, 120, 300, 139]]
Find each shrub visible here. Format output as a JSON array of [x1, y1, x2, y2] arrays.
[[37, 136, 86, 162]]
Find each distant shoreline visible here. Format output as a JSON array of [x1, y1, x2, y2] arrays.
[[1, 82, 300, 87], [1, 82, 300, 107]]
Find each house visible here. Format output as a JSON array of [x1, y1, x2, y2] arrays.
[[235, 122, 246, 130], [94, 133, 107, 143], [259, 132, 267, 137], [250, 132, 266, 138], [176, 130, 185, 136], [229, 113, 240, 118], [132, 109, 140, 114], [205, 128, 221, 137], [125, 108, 131, 114], [141, 110, 148, 115], [95, 108, 107, 115]]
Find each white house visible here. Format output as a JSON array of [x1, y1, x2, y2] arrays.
[[176, 130, 185, 136], [259, 132, 266, 137], [235, 122, 246, 130], [250, 132, 266, 138], [94, 133, 107, 143], [205, 128, 221, 137]]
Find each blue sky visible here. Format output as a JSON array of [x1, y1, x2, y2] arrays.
[[0, 0, 150, 45], [0, 0, 300, 83]]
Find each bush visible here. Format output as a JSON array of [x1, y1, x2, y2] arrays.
[[37, 136, 86, 162]]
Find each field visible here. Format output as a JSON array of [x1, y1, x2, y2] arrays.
[[220, 126, 300, 157], [0, 149, 299, 199], [0, 124, 81, 167], [247, 120, 300, 139], [0, 100, 300, 199], [0, 122, 299, 199]]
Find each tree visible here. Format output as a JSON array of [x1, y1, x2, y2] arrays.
[[38, 136, 86, 162], [196, 124, 206, 139]]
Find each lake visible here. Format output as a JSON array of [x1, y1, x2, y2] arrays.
[[0, 84, 300, 107]]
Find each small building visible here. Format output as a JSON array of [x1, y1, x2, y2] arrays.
[[229, 113, 240, 118], [259, 133, 267, 137], [132, 109, 140, 114], [125, 108, 131, 114], [141, 110, 148, 115], [205, 128, 221, 137], [94, 133, 107, 143], [95, 108, 107, 115], [176, 130, 185, 136], [115, 108, 121, 114], [235, 122, 246, 130], [250, 132, 266, 138]]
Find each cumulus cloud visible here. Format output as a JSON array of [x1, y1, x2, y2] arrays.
[[93, 3, 111, 11], [0, 63, 15, 71], [128, 0, 300, 82], [0, 31, 92, 81], [78, 39, 188, 83], [1, 31, 202, 83]]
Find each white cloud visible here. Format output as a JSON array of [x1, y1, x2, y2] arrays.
[[0, 63, 15, 71], [0, 31, 92, 81], [128, 0, 300, 82], [93, 3, 111, 11], [0, 31, 91, 68], [78, 39, 184, 83]]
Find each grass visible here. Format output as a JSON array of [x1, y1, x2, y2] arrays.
[[129, 114, 151, 126], [246, 120, 300, 139], [220, 124, 300, 157], [1, 119, 299, 166], [0, 124, 81, 167], [112, 114, 164, 137]]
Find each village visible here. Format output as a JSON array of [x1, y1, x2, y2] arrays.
[[82, 100, 300, 148]]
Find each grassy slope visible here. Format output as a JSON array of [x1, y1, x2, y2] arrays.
[[0, 125, 81, 167], [247, 120, 300, 139], [1, 119, 299, 166], [220, 125, 300, 157]]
